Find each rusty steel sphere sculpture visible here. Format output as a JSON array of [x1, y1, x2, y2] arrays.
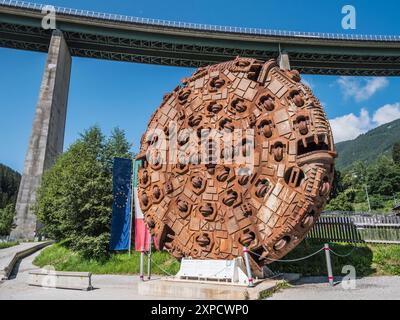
[[136, 57, 336, 271]]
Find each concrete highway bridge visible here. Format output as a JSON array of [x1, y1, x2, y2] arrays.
[[2, 0, 400, 75], [1, 0, 399, 239]]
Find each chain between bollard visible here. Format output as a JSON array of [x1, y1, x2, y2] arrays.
[[142, 251, 176, 277], [248, 244, 335, 286], [328, 245, 358, 258], [140, 243, 358, 284], [248, 246, 325, 263]]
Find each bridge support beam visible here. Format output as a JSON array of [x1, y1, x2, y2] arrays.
[[278, 52, 291, 71], [11, 30, 71, 240]]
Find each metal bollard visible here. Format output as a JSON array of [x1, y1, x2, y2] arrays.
[[147, 235, 152, 280], [324, 243, 334, 286], [140, 245, 145, 281], [242, 246, 255, 287]]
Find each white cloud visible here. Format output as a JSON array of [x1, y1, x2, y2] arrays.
[[329, 103, 400, 143], [330, 108, 371, 143], [336, 77, 388, 102], [372, 103, 400, 126]]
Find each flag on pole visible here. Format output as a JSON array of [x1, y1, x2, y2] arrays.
[[109, 157, 133, 251], [133, 160, 151, 251]]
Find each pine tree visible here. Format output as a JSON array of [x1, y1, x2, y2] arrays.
[[0, 164, 21, 235], [0, 164, 21, 209], [0, 204, 16, 236], [104, 127, 133, 172]]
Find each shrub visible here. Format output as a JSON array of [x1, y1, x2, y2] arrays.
[[35, 126, 132, 261]]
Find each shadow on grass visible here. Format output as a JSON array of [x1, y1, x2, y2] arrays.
[[269, 241, 374, 279]]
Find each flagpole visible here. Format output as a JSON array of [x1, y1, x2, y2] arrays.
[[128, 159, 135, 256], [147, 229, 152, 280]]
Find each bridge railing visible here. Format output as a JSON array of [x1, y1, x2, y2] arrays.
[[1, 0, 400, 42], [308, 213, 400, 244]]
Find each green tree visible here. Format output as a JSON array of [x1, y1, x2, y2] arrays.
[[369, 195, 386, 211], [35, 126, 132, 261], [0, 204, 15, 236], [104, 127, 133, 172], [393, 142, 400, 165], [325, 189, 355, 211], [366, 156, 400, 196], [0, 164, 21, 236], [329, 169, 344, 199], [0, 164, 21, 209]]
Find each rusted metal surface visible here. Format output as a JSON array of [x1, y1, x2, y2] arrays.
[[137, 57, 336, 270]]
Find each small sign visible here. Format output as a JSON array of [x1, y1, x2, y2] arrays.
[[176, 258, 250, 286]]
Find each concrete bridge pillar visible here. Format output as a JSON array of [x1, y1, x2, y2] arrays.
[[11, 30, 71, 240], [278, 52, 291, 71]]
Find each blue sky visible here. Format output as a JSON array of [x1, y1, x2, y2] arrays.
[[1, 0, 400, 172]]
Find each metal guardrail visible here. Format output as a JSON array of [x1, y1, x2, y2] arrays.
[[308, 215, 400, 244], [1, 0, 400, 42]]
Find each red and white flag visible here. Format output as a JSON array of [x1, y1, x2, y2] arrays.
[[133, 160, 157, 251]]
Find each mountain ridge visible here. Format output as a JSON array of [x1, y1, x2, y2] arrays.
[[335, 118, 400, 170]]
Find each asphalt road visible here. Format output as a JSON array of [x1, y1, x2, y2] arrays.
[[269, 276, 400, 300]]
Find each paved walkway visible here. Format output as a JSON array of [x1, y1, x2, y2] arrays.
[[0, 242, 51, 279], [2, 246, 400, 300], [0, 249, 181, 300], [1, 243, 39, 270], [269, 276, 400, 300]]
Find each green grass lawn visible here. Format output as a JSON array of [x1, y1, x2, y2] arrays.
[[33, 242, 180, 275], [33, 241, 400, 277], [0, 241, 19, 249], [269, 240, 400, 277]]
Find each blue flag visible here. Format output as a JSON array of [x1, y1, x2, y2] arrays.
[[109, 157, 133, 251]]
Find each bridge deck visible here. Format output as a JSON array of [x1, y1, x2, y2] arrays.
[[1, 0, 400, 75]]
